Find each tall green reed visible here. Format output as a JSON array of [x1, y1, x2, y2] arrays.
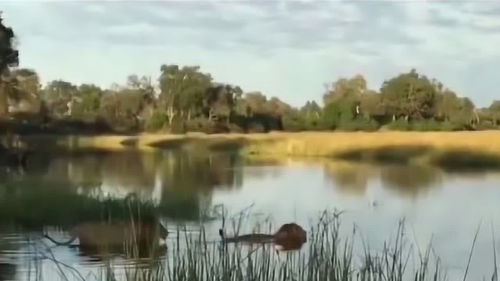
[[25, 210, 495, 281]]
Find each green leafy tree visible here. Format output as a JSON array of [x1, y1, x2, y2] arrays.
[[479, 100, 500, 128], [203, 84, 242, 124], [300, 101, 323, 130], [99, 91, 142, 131], [301, 101, 321, 116], [158, 65, 212, 127], [0, 14, 19, 116], [99, 76, 155, 131], [125, 74, 155, 124], [239, 92, 267, 117], [282, 109, 305, 131], [42, 80, 78, 117], [264, 97, 293, 130], [322, 98, 357, 129], [12, 69, 39, 97], [322, 75, 372, 129], [236, 92, 285, 131], [0, 69, 41, 115], [72, 84, 103, 117], [490, 100, 500, 112], [283, 101, 322, 132], [380, 69, 437, 121], [323, 74, 367, 105], [265, 97, 292, 117], [434, 90, 475, 128], [359, 91, 385, 118]]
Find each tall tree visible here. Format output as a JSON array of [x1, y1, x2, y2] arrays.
[[321, 75, 373, 127], [12, 68, 39, 97], [301, 101, 321, 116], [380, 69, 437, 121], [323, 74, 367, 105], [42, 80, 78, 117], [359, 91, 385, 119], [301, 101, 322, 129], [8, 68, 41, 113], [239, 92, 267, 117], [203, 84, 242, 123], [158, 65, 212, 126], [322, 98, 357, 129], [0, 13, 19, 116], [99, 75, 157, 131], [479, 100, 500, 127], [431, 81, 476, 128], [72, 84, 103, 117]]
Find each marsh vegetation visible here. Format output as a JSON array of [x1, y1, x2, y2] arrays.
[[1, 148, 500, 280]]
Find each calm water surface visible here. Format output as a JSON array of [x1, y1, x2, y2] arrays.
[[2, 149, 500, 280]]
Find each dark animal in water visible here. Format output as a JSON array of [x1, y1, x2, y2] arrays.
[[219, 223, 307, 251], [0, 144, 30, 169], [43, 221, 168, 259]]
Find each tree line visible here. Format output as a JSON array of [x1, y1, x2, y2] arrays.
[[2, 14, 500, 135]]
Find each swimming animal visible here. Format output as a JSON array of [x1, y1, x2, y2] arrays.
[[219, 223, 307, 251]]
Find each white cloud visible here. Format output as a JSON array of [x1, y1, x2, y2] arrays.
[[2, 0, 500, 107]]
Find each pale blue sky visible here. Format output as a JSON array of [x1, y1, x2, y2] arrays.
[[1, 0, 500, 107]]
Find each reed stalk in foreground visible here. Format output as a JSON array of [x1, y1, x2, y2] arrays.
[[27, 211, 493, 281]]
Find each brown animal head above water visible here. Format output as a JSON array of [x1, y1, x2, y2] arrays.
[[219, 222, 307, 251], [272, 223, 307, 251]]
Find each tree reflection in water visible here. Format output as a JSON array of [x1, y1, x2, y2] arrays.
[[323, 160, 444, 198], [380, 165, 443, 197]]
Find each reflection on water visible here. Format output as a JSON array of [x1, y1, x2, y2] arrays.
[[380, 165, 443, 197], [2, 149, 500, 280], [323, 161, 444, 198], [43, 220, 168, 261], [27, 150, 243, 200]]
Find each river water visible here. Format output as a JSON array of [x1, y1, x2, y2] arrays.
[[1, 149, 500, 280]]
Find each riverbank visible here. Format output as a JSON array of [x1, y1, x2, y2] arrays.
[[17, 131, 500, 170]]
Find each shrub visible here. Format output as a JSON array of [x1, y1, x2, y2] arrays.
[[408, 120, 465, 131], [227, 123, 245, 133], [439, 121, 465, 131], [322, 98, 356, 130], [247, 121, 266, 133], [282, 115, 304, 132], [304, 118, 326, 131], [169, 120, 186, 134], [338, 118, 380, 132], [186, 118, 217, 134], [411, 120, 443, 131], [387, 119, 410, 131], [476, 120, 498, 131], [145, 111, 168, 132]]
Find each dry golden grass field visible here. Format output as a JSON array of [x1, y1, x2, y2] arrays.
[[18, 131, 500, 169]]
